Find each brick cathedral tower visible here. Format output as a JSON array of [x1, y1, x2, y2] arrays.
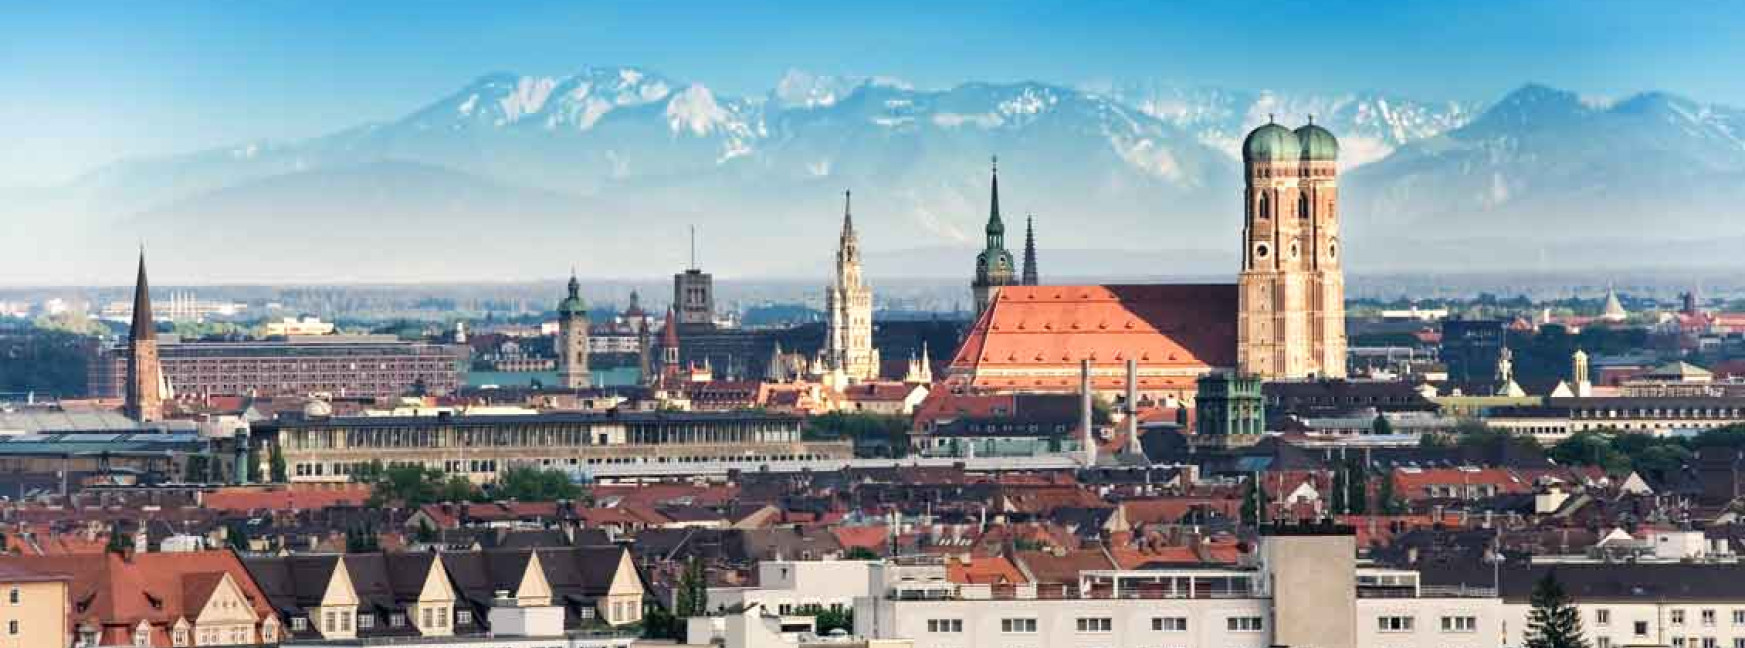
[[125, 249, 164, 422], [1236, 118, 1347, 379]]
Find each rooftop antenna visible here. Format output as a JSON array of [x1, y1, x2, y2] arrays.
[[1267, 113, 1275, 124], [688, 225, 697, 271]]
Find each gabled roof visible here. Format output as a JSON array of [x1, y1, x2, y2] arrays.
[[16, 551, 275, 644], [949, 284, 1236, 391]]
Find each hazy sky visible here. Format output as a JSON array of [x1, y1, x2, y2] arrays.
[[3, 1, 1742, 186]]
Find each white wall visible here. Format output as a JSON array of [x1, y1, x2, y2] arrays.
[[1357, 596, 1505, 648], [856, 596, 1273, 648], [707, 560, 878, 615]]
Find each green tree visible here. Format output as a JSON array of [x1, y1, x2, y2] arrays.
[[1524, 570, 1589, 648], [810, 606, 853, 634], [641, 607, 679, 639], [1371, 414, 1394, 436], [367, 464, 481, 507], [804, 411, 911, 458], [844, 546, 880, 560], [225, 520, 250, 552], [493, 466, 583, 501], [346, 525, 380, 553], [1548, 433, 1631, 475], [1240, 477, 1261, 526], [269, 443, 288, 483], [673, 557, 709, 618], [1376, 469, 1404, 514], [106, 522, 132, 554]]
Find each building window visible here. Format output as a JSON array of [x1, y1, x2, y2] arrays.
[[1153, 617, 1188, 631], [1228, 616, 1264, 632], [389, 614, 405, 628], [927, 619, 963, 633], [1705, 638, 1719, 648], [324, 610, 336, 633], [8, 620, 17, 636], [6, 588, 16, 605], [1675, 610, 1688, 626], [1076, 617, 1113, 633], [1001, 618, 1037, 633], [1596, 609, 1611, 626], [1705, 610, 1718, 626], [456, 610, 472, 625], [291, 617, 308, 632], [1441, 616, 1477, 633], [1734, 610, 1745, 625], [134, 626, 152, 647], [1598, 638, 1612, 648], [1379, 616, 1415, 632], [357, 614, 374, 629], [422, 607, 433, 629], [1637, 621, 1650, 636]]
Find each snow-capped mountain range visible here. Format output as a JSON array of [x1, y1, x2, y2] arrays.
[[6, 67, 1745, 284]]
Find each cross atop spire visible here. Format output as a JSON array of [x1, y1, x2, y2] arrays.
[[1307, 114, 1315, 125]]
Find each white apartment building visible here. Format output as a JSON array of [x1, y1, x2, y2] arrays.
[[690, 526, 1745, 648], [708, 560, 879, 616]]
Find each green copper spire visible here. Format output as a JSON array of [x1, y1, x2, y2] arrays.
[[985, 156, 1005, 245]]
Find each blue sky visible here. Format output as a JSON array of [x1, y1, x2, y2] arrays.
[[3, 1, 1741, 186]]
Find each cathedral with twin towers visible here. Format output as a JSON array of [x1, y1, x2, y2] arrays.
[[544, 119, 1345, 400]]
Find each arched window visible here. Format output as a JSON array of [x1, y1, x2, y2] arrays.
[[1299, 193, 1310, 219], [1258, 193, 1271, 219]]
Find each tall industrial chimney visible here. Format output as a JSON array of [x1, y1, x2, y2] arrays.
[[1125, 357, 1141, 456], [1081, 359, 1096, 466]]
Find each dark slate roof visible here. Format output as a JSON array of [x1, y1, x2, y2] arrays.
[[1502, 562, 1745, 603]]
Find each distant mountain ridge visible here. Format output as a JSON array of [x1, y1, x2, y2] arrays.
[[6, 68, 1745, 285]]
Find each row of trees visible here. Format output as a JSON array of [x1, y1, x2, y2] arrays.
[[358, 463, 586, 507], [1548, 424, 1745, 478]]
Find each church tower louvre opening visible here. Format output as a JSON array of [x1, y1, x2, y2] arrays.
[[1236, 117, 1347, 380]]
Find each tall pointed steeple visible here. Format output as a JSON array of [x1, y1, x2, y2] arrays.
[[985, 157, 1005, 246], [125, 248, 163, 422], [971, 157, 1016, 319], [130, 249, 155, 344], [1021, 215, 1039, 286], [826, 189, 876, 382]]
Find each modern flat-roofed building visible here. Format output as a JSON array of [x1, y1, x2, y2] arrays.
[[258, 411, 851, 483], [851, 527, 1504, 648], [90, 334, 465, 399]]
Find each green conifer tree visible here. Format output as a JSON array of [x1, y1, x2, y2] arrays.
[[1525, 570, 1590, 648]]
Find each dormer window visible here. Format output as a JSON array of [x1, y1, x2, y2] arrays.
[[389, 613, 406, 628]]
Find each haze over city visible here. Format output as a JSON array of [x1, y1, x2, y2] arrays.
[[5, 2, 1745, 285], [4, 7, 1745, 648]]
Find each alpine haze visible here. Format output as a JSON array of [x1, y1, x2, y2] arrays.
[[5, 67, 1742, 285]]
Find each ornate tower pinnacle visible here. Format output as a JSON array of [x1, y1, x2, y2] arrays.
[[971, 157, 1016, 319], [1021, 214, 1039, 286], [125, 247, 164, 422], [826, 190, 877, 382]]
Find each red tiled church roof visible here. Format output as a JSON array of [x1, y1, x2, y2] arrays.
[[948, 284, 1237, 390]]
